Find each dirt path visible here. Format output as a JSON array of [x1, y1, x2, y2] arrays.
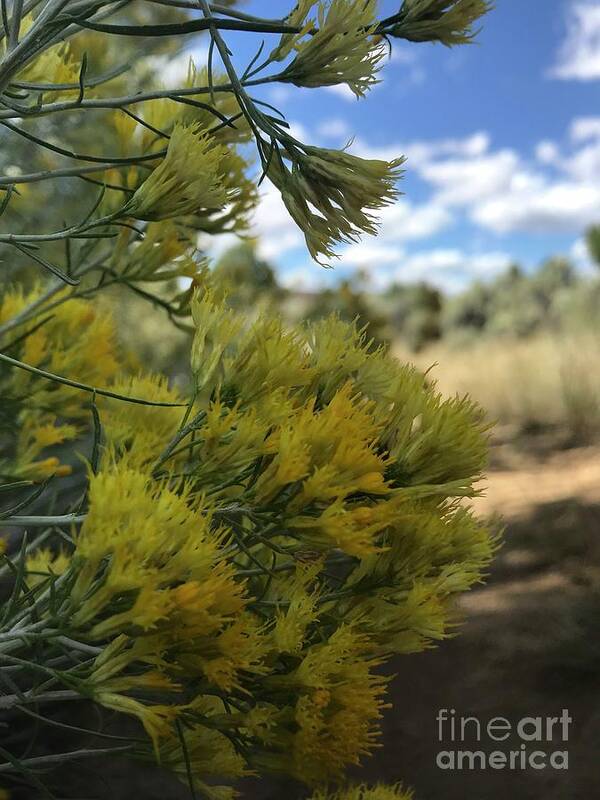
[[477, 445, 600, 518]]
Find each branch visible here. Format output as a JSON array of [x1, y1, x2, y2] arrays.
[[0, 513, 85, 527], [0, 351, 186, 406], [70, 16, 301, 36]]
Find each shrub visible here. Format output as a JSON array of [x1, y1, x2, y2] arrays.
[[0, 1, 494, 796]]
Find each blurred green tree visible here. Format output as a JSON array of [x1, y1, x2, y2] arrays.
[[585, 224, 600, 268]]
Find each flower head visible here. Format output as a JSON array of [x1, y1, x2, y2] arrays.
[[390, 0, 492, 46], [126, 123, 231, 221], [279, 0, 385, 97], [268, 145, 404, 264]]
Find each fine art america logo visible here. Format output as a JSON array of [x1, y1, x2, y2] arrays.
[[435, 709, 572, 771]]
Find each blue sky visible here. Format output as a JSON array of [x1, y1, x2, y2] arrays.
[[199, 1, 600, 292]]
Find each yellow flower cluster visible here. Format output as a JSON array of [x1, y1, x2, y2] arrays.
[[0, 286, 121, 480], [390, 0, 492, 46], [126, 122, 231, 221], [109, 221, 198, 283], [20, 279, 493, 795], [110, 60, 257, 234], [268, 145, 404, 264], [14, 15, 80, 95], [309, 785, 413, 800], [275, 0, 386, 97]]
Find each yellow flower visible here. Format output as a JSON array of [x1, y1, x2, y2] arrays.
[[17, 22, 80, 95], [259, 383, 387, 511], [191, 288, 242, 394], [269, 0, 315, 62], [126, 123, 231, 221], [268, 145, 404, 264], [110, 221, 195, 282], [159, 721, 248, 790], [390, 0, 492, 46], [194, 613, 267, 691], [70, 462, 234, 630], [99, 373, 183, 467], [269, 627, 388, 784], [21, 457, 72, 480], [280, 0, 385, 97], [30, 421, 78, 452], [96, 692, 178, 756], [290, 499, 392, 558], [26, 548, 71, 584], [309, 784, 413, 800]]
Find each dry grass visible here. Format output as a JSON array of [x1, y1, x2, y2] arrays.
[[395, 331, 600, 441]]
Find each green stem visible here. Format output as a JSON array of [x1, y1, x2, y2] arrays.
[[0, 744, 134, 772], [0, 688, 81, 711], [0, 513, 85, 527], [0, 351, 185, 406]]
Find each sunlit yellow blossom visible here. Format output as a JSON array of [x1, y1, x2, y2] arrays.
[[269, 0, 315, 62], [99, 373, 183, 467], [17, 18, 80, 95], [193, 613, 267, 691], [159, 721, 248, 792], [110, 221, 195, 282], [267, 627, 388, 784], [191, 288, 242, 394], [29, 421, 78, 451], [271, 564, 322, 654]]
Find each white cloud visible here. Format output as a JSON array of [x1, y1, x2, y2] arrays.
[[389, 45, 419, 66], [338, 242, 406, 268], [278, 266, 330, 292], [316, 117, 352, 140], [210, 116, 600, 283], [419, 149, 520, 206], [146, 48, 208, 85], [377, 200, 453, 241], [474, 182, 600, 234], [266, 85, 293, 105], [564, 139, 600, 181], [377, 123, 600, 236], [286, 120, 310, 142], [570, 116, 600, 141], [324, 83, 359, 101], [387, 44, 426, 86], [551, 2, 600, 80], [339, 200, 453, 274], [251, 184, 304, 260], [354, 131, 490, 167], [536, 140, 560, 164]]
